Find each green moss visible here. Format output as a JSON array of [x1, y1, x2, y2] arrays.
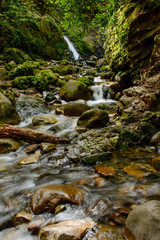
[[3, 48, 32, 64], [77, 77, 93, 86], [9, 61, 40, 79], [33, 69, 59, 91], [12, 76, 34, 89], [51, 64, 78, 75]]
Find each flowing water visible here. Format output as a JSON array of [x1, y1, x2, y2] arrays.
[[64, 35, 80, 60], [0, 75, 160, 239]]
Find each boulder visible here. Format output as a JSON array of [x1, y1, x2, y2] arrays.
[[77, 109, 109, 128], [0, 138, 21, 154], [0, 67, 8, 81], [60, 80, 93, 101], [0, 92, 21, 126], [13, 212, 32, 227], [125, 200, 160, 240], [32, 115, 57, 125], [63, 102, 90, 116], [33, 70, 60, 91], [12, 76, 34, 89], [38, 219, 96, 240], [16, 96, 47, 117], [3, 48, 32, 64], [31, 185, 84, 214]]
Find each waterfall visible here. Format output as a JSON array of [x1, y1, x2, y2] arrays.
[[64, 35, 80, 60]]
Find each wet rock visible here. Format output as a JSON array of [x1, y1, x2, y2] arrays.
[[87, 198, 110, 219], [0, 138, 21, 154], [54, 205, 66, 215], [83, 152, 112, 165], [28, 217, 45, 234], [38, 219, 96, 240], [124, 163, 156, 178], [125, 200, 160, 240], [40, 142, 57, 153], [109, 208, 130, 226], [0, 92, 21, 126], [77, 109, 109, 128], [150, 131, 160, 145], [32, 115, 57, 125], [63, 102, 90, 116], [96, 58, 105, 68], [93, 176, 106, 187], [151, 157, 160, 169], [60, 80, 93, 101], [13, 211, 32, 227], [94, 165, 116, 177], [16, 95, 47, 117], [49, 118, 74, 133], [17, 151, 40, 165], [4, 89, 16, 106], [31, 185, 84, 214]]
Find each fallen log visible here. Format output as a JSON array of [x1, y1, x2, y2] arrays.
[[0, 125, 70, 144]]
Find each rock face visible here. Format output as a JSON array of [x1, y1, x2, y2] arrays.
[[31, 185, 84, 214], [77, 109, 109, 128], [38, 220, 96, 240], [104, 1, 160, 71], [0, 93, 21, 126], [63, 102, 90, 116], [60, 80, 93, 101], [125, 200, 160, 240]]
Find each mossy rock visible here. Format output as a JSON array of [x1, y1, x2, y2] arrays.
[[5, 61, 17, 71], [32, 115, 57, 125], [51, 64, 77, 75], [77, 77, 93, 86], [9, 61, 40, 79], [0, 67, 8, 81], [3, 48, 32, 64], [60, 80, 93, 101], [83, 152, 112, 165], [12, 76, 34, 89], [0, 92, 21, 126], [33, 70, 60, 91], [63, 102, 90, 116], [77, 109, 109, 128], [4, 89, 16, 106], [0, 138, 21, 154]]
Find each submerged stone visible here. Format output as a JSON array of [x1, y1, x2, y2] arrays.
[[38, 220, 96, 240], [31, 185, 84, 214], [124, 163, 156, 178], [94, 165, 116, 177]]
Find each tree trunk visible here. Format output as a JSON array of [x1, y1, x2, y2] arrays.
[[0, 125, 70, 144]]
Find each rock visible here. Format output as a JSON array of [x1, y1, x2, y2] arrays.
[[5, 61, 17, 71], [3, 48, 32, 64], [12, 76, 34, 89], [77, 109, 109, 128], [87, 198, 110, 219], [51, 64, 77, 75], [32, 115, 57, 125], [0, 138, 21, 154], [4, 89, 16, 106], [96, 58, 105, 68], [150, 131, 160, 145], [83, 152, 112, 165], [31, 185, 84, 214], [17, 151, 40, 165], [77, 76, 93, 86], [33, 70, 60, 91], [63, 102, 90, 116], [16, 96, 47, 117], [151, 157, 160, 169], [60, 80, 93, 101], [40, 142, 57, 153], [94, 165, 116, 177], [124, 163, 156, 178], [54, 205, 66, 215], [0, 92, 21, 126], [110, 82, 122, 93], [125, 200, 160, 240], [0, 67, 8, 80], [38, 219, 96, 240], [9, 61, 40, 79], [28, 218, 45, 234], [13, 211, 32, 227]]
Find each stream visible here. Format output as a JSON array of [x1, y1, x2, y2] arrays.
[[0, 65, 160, 239]]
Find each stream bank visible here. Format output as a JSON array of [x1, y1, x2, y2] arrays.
[[0, 55, 159, 239]]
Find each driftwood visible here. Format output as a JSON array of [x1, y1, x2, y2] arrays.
[[0, 125, 70, 144]]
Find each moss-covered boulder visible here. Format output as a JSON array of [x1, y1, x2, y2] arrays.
[[104, 1, 160, 71], [77, 109, 109, 128], [60, 80, 93, 101], [33, 70, 60, 91], [32, 115, 57, 125], [0, 138, 21, 154], [3, 48, 32, 64], [12, 76, 34, 89], [77, 77, 93, 86], [9, 61, 40, 79], [51, 64, 78, 75], [0, 68, 8, 81], [63, 102, 90, 116], [0, 2, 67, 60], [0, 92, 21, 126]]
